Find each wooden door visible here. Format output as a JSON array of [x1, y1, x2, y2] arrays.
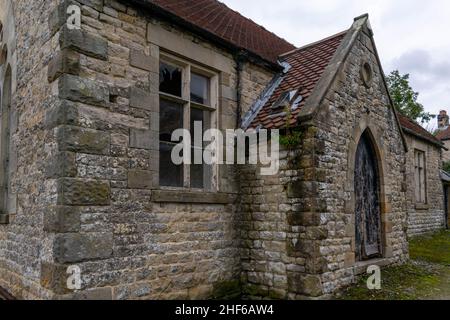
[[354, 132, 382, 261]]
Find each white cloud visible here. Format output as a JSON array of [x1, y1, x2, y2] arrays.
[[221, 0, 450, 117]]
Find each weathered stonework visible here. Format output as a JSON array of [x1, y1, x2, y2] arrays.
[[0, 0, 443, 301], [239, 18, 409, 299], [404, 134, 446, 236], [0, 0, 273, 300]]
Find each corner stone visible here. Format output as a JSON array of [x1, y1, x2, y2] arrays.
[[59, 74, 109, 107], [57, 178, 111, 206], [54, 232, 113, 264]]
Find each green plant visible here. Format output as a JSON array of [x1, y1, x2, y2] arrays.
[[280, 130, 302, 149], [279, 105, 303, 149], [443, 161, 450, 174]]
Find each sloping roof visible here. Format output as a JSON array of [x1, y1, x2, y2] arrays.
[[436, 127, 450, 141], [148, 0, 296, 64], [398, 114, 443, 147], [248, 31, 346, 129], [441, 170, 450, 183]]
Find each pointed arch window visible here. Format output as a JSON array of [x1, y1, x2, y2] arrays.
[[0, 65, 12, 220]]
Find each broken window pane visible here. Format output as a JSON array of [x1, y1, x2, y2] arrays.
[[191, 72, 210, 105], [160, 62, 182, 97]]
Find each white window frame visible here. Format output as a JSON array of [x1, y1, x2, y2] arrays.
[[158, 52, 219, 192]]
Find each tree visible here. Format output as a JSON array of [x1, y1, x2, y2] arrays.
[[386, 70, 434, 124]]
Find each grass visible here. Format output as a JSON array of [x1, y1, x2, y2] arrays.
[[339, 230, 450, 300], [409, 230, 450, 265]]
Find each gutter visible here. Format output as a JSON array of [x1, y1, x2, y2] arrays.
[[235, 52, 246, 128], [123, 0, 284, 73]]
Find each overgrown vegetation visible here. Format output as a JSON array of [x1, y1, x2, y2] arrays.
[[386, 70, 434, 124], [279, 106, 303, 149], [339, 230, 450, 300]]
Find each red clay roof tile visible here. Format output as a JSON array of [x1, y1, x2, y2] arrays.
[[398, 114, 443, 146], [150, 0, 296, 63], [249, 32, 346, 129]]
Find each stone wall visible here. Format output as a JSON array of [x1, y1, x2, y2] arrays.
[[239, 21, 409, 298], [0, 0, 60, 299], [37, 0, 274, 300], [404, 134, 446, 237], [295, 27, 409, 296]]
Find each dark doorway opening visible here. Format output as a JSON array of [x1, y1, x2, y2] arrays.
[[354, 131, 382, 261]]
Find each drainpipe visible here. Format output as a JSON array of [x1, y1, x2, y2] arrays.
[[234, 52, 246, 129]]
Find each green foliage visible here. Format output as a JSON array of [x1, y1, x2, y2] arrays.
[[279, 105, 303, 149], [280, 130, 302, 149], [386, 70, 435, 124], [443, 161, 450, 175]]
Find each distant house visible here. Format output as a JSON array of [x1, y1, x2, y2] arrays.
[[0, 0, 447, 300]]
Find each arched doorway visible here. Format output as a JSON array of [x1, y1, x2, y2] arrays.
[[354, 130, 382, 261]]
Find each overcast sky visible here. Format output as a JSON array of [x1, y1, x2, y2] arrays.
[[222, 0, 450, 125]]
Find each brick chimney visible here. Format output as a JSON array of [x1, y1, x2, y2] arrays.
[[438, 110, 449, 130]]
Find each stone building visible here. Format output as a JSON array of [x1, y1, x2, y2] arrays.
[[0, 0, 446, 300], [398, 115, 446, 236]]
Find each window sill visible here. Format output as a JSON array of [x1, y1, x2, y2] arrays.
[[415, 203, 430, 211], [152, 190, 233, 204], [0, 214, 10, 225]]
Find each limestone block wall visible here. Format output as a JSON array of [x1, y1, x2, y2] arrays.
[[404, 134, 445, 237], [303, 29, 409, 295], [239, 25, 409, 299], [37, 0, 274, 300], [0, 0, 61, 299]]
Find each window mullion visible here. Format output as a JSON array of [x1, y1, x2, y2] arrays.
[[183, 64, 191, 189]]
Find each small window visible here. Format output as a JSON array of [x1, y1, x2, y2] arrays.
[[271, 89, 302, 113], [0, 66, 12, 214], [159, 62, 182, 97], [158, 55, 218, 190], [414, 149, 427, 204], [361, 62, 373, 87]]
